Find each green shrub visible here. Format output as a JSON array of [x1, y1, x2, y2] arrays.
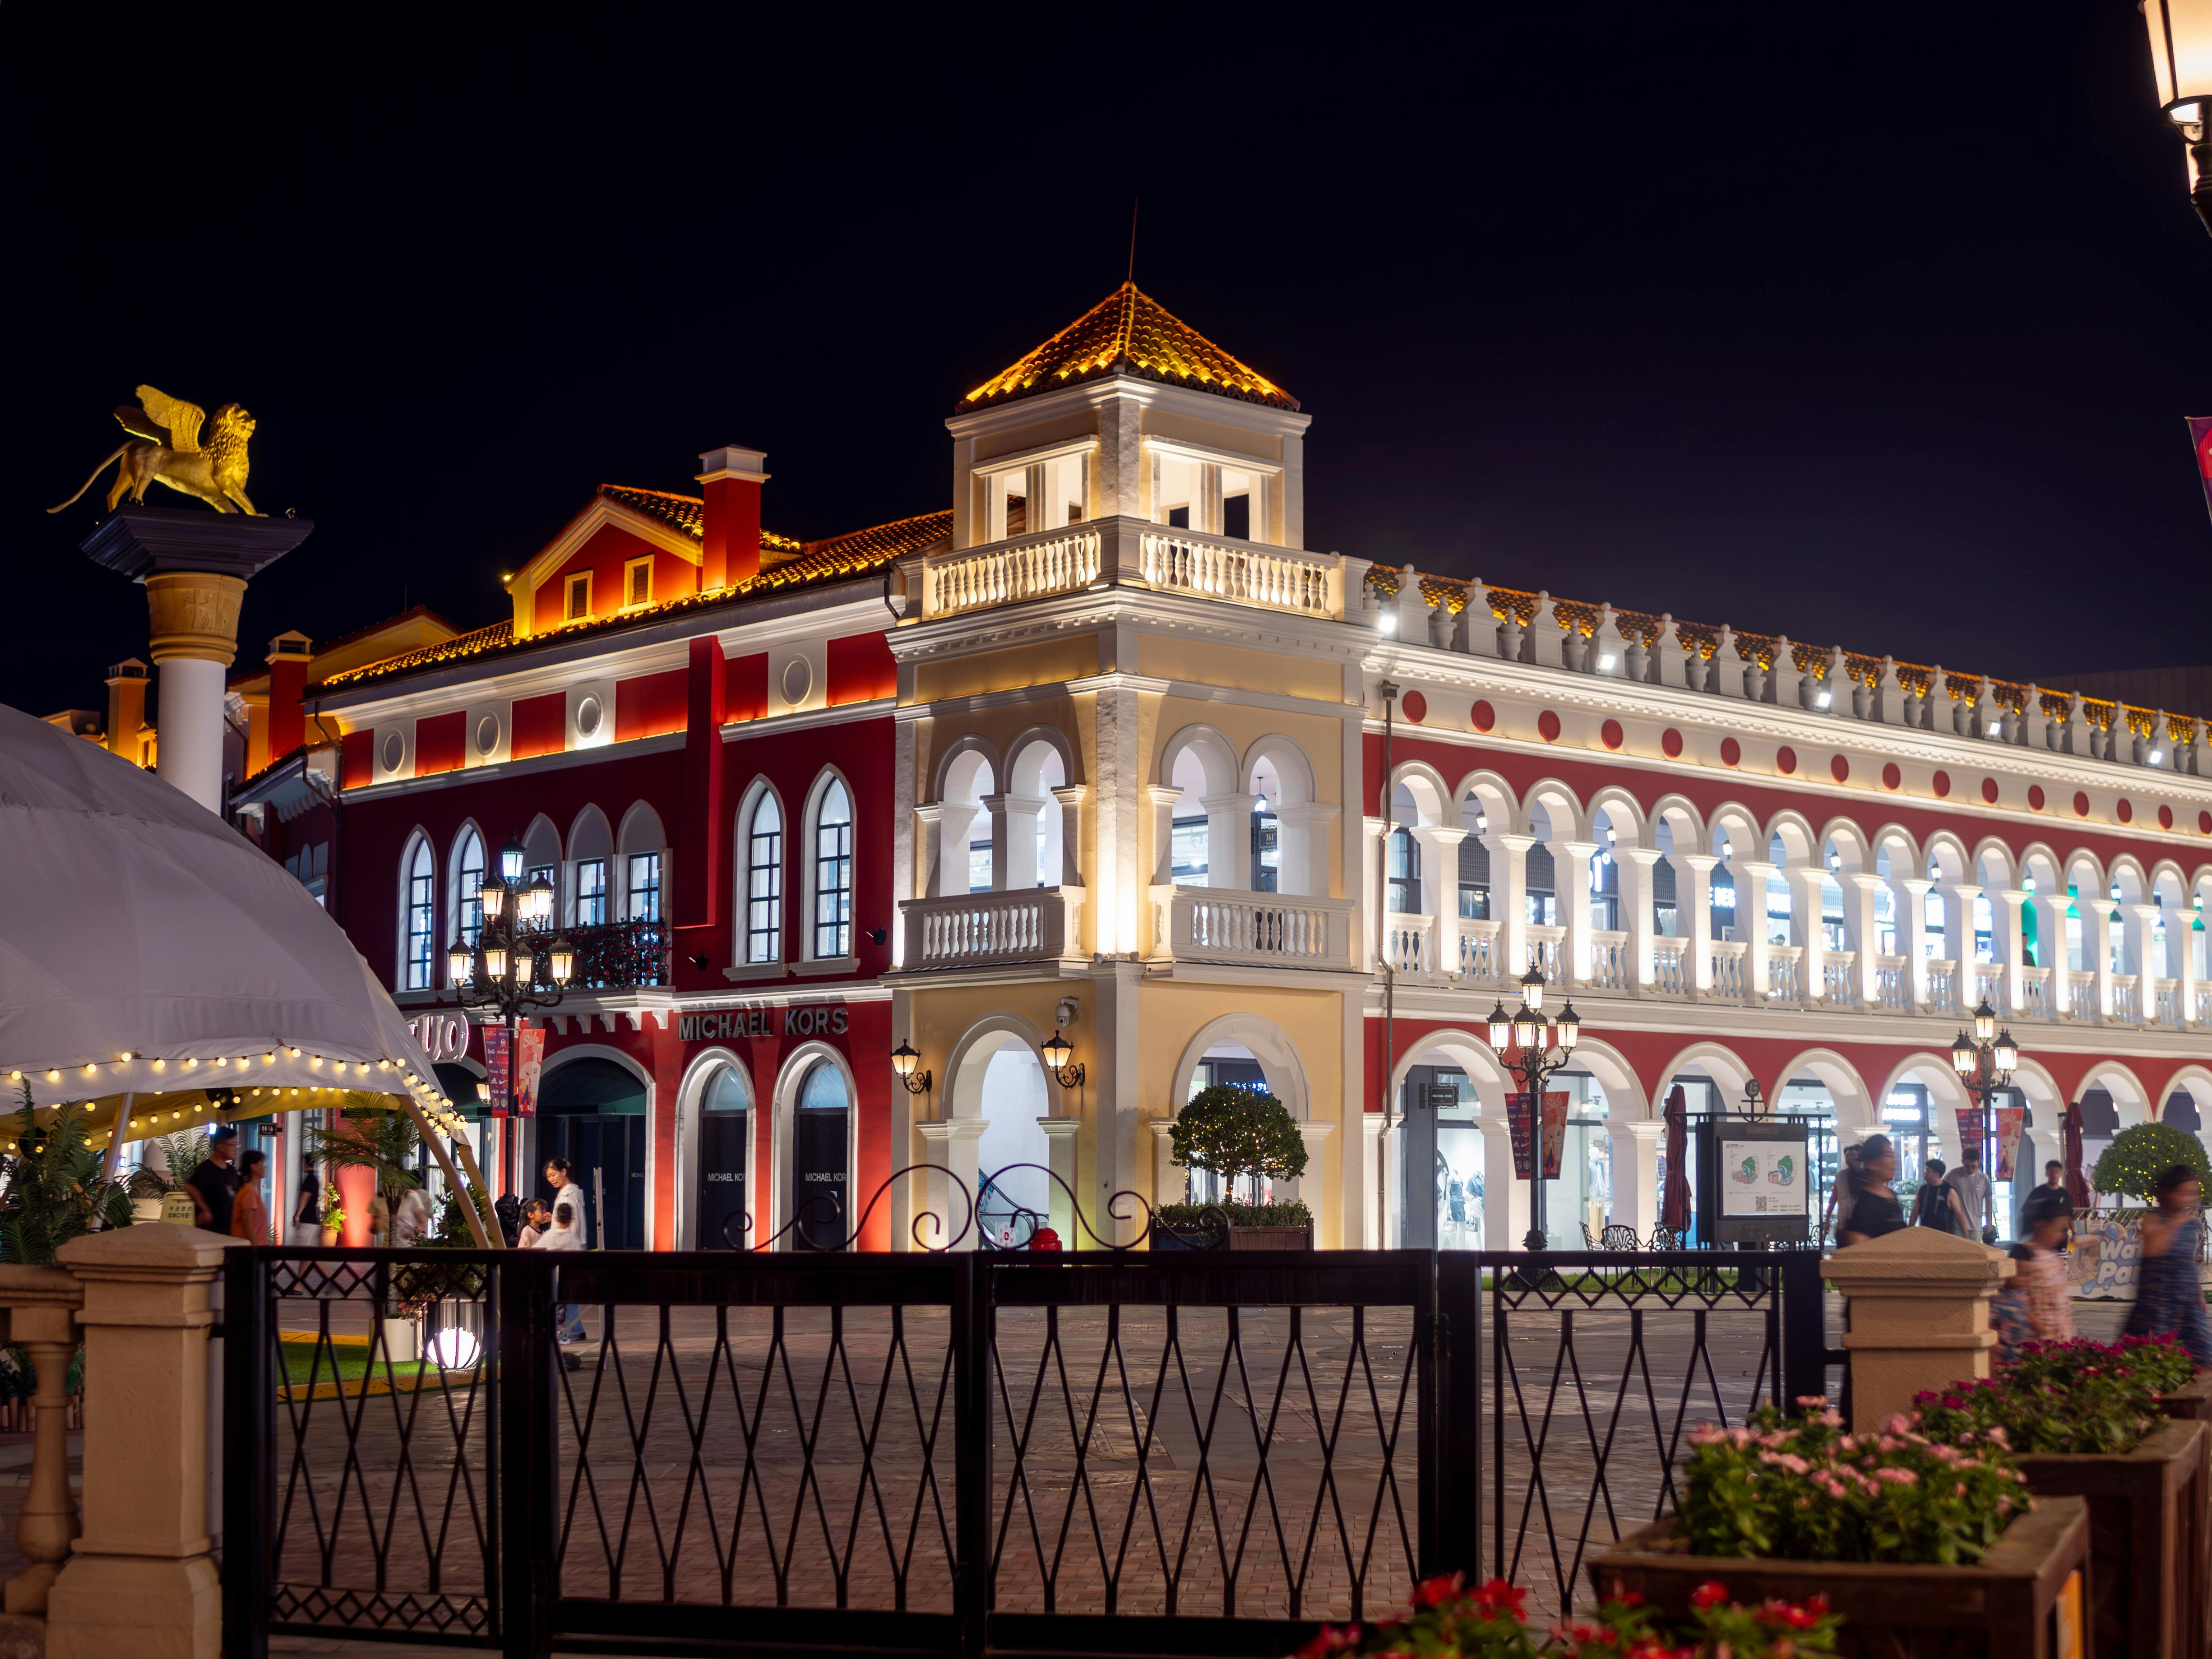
[[1168, 1085, 1308, 1197], [2092, 1121, 2212, 1202]]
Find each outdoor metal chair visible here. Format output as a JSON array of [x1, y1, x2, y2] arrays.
[[1647, 1225, 1682, 1250], [1600, 1225, 1639, 1252]]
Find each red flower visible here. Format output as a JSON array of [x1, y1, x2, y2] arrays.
[[1690, 1580, 1729, 1609], [1469, 1577, 1528, 1619], [1615, 1590, 1644, 1607], [1411, 1573, 1462, 1609], [1805, 1594, 1830, 1615]]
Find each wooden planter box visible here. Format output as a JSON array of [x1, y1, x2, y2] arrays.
[[1149, 1219, 1313, 1251], [2015, 1417, 2209, 1659], [1588, 1497, 2089, 1659], [2155, 1370, 2212, 1424]]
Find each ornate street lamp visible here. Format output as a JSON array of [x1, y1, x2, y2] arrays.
[[2143, 0, 2212, 235], [1949, 996, 2018, 1244], [452, 841, 574, 1194], [1040, 1031, 1086, 1089], [1486, 966, 1581, 1253], [890, 1039, 933, 1097]]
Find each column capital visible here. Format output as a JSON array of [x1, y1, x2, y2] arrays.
[[1939, 881, 1984, 901], [1620, 845, 1666, 868], [1410, 823, 1469, 847], [1035, 1115, 1082, 1140], [1842, 870, 1887, 894], [1482, 830, 1540, 855], [1276, 800, 1339, 826], [1901, 876, 1937, 897], [1050, 783, 1090, 808], [1200, 791, 1258, 815], [1622, 1119, 1668, 1143], [1675, 851, 1721, 873], [1144, 784, 1185, 809]]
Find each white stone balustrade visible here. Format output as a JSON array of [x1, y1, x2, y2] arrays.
[[1652, 937, 1689, 995], [1459, 920, 1499, 981], [922, 524, 1101, 616], [1141, 529, 1335, 616], [1154, 886, 1355, 969], [1589, 930, 1629, 989], [901, 887, 1085, 968], [1384, 911, 1435, 976], [1875, 956, 1910, 1010], [1711, 939, 1748, 999]]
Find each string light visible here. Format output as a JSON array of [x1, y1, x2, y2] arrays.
[[263, 1052, 276, 1065], [44, 1071, 58, 1083], [184, 1058, 199, 1070], [287, 1046, 301, 1058], [151, 1059, 165, 1072], [82, 1064, 97, 1077]]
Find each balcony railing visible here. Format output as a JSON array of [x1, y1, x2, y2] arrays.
[[1767, 945, 1803, 1002], [570, 920, 672, 989], [2022, 966, 2054, 1021], [922, 526, 1102, 617], [2155, 979, 2183, 1027], [1460, 919, 1500, 981], [1153, 886, 1354, 970], [1875, 956, 1910, 1011], [1819, 949, 1856, 1003], [1139, 529, 1334, 617], [1589, 930, 1629, 990], [1711, 940, 1748, 1000], [2112, 978, 2141, 1024], [1652, 937, 1689, 996], [900, 887, 1084, 969], [1384, 912, 1435, 975], [2067, 970, 2098, 1018], [1927, 959, 1958, 1009], [1527, 924, 1566, 982]]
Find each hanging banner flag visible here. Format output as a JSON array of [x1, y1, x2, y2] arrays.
[[483, 1025, 511, 1117], [1994, 1106, 2026, 1182], [1954, 1108, 1986, 1156], [1540, 1091, 1570, 1181], [1507, 1092, 1536, 1178], [514, 1027, 546, 1118], [2189, 417, 2212, 526]]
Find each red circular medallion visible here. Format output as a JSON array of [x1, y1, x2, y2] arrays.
[[1471, 699, 1496, 733], [1881, 762, 1902, 791], [1776, 745, 1797, 775], [1601, 718, 1624, 751], [2074, 791, 2091, 817], [1830, 754, 1850, 783], [1720, 737, 1741, 767], [1980, 777, 1999, 805], [1401, 690, 1427, 724], [2160, 804, 2175, 830], [2200, 811, 2211, 835], [1661, 727, 1684, 758], [1932, 770, 1952, 799], [1537, 709, 1562, 743], [2118, 798, 2133, 823], [2028, 784, 2045, 811]]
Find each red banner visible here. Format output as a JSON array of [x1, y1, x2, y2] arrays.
[[1540, 1091, 1569, 1181], [514, 1026, 545, 1118], [1954, 1107, 1986, 1155], [2190, 417, 2212, 527], [1994, 1106, 2026, 1182], [483, 1025, 510, 1117], [1508, 1091, 1571, 1180]]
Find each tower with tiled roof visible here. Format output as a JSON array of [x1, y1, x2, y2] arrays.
[[947, 282, 1311, 553]]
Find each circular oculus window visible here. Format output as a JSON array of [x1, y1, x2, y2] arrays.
[[379, 730, 405, 772], [474, 714, 500, 756], [575, 695, 603, 739]]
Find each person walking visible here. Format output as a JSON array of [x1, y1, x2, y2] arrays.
[[230, 1148, 269, 1243], [291, 1165, 323, 1246], [186, 1125, 242, 1235], [542, 1158, 588, 1344], [2019, 1159, 2073, 1246], [1945, 1151, 1993, 1242], [2123, 1165, 2212, 1362], [1912, 1157, 1970, 1234], [1993, 1206, 2075, 1361], [1824, 1144, 1863, 1245], [1839, 1135, 1907, 1246]]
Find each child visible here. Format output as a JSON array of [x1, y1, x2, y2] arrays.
[[518, 1199, 553, 1248], [1992, 1207, 2075, 1361]]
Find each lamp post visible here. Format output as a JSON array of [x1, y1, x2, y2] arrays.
[[1485, 966, 1582, 1254], [1949, 996, 2018, 1245], [1039, 1031, 1086, 1089], [890, 1039, 933, 1100], [2143, 0, 2212, 235], [449, 834, 573, 1197]]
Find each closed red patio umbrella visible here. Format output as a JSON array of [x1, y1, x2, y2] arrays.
[[2062, 1100, 2091, 1213], [1660, 1084, 1691, 1235]]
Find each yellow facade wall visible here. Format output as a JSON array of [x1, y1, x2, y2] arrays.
[[1137, 636, 1343, 704], [911, 635, 1098, 704]]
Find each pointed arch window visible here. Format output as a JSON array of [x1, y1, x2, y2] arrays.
[[403, 838, 436, 990], [812, 778, 853, 959], [454, 828, 486, 950], [744, 791, 783, 963]]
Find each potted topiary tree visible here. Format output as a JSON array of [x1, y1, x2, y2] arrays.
[[1158, 1083, 1311, 1249], [2092, 1120, 2212, 1205]]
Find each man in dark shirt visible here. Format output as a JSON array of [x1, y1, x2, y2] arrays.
[[2019, 1159, 2073, 1244], [1840, 1133, 1906, 1246], [187, 1125, 242, 1234]]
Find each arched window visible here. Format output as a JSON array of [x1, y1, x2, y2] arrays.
[[811, 778, 853, 959], [617, 802, 666, 925], [452, 827, 486, 952], [1386, 827, 1420, 913], [402, 837, 436, 990], [742, 790, 783, 964]]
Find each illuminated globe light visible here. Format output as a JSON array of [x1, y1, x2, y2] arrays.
[[427, 1326, 482, 1371]]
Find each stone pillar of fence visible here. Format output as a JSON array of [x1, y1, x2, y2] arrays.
[[0, 1265, 85, 1617], [1823, 1225, 2012, 1433], [47, 1224, 243, 1659]]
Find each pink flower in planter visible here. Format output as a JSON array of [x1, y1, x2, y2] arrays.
[[1874, 1467, 1918, 1486], [1689, 1580, 1730, 1609]]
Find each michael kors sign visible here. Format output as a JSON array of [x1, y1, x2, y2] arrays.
[[677, 1005, 850, 1042]]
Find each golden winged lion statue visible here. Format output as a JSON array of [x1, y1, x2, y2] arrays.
[[49, 385, 259, 516]]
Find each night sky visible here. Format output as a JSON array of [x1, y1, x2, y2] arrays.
[[7, 3, 2211, 719]]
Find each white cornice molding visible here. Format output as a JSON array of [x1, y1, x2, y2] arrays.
[[944, 374, 1312, 443], [969, 434, 1100, 475], [720, 698, 896, 742], [337, 730, 688, 801]]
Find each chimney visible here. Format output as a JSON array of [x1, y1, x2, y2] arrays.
[[696, 446, 769, 589], [105, 660, 149, 763], [266, 631, 314, 760]]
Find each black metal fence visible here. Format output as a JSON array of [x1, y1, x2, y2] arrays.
[[224, 1245, 1826, 1659]]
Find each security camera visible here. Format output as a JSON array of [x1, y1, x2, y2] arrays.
[[1055, 998, 1079, 1029]]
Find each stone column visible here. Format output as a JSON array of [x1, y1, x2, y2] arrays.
[[1841, 871, 1884, 1005], [1484, 832, 1536, 975], [2124, 903, 2161, 1025], [1555, 838, 1601, 983], [1823, 1228, 2012, 1433], [1784, 866, 1826, 1000], [915, 1120, 988, 1249], [2035, 890, 2076, 1014], [1203, 792, 1256, 890], [1609, 1119, 1663, 1233], [2183, 902, 2202, 1027], [984, 794, 1046, 891], [1730, 859, 1779, 1002], [49, 1224, 243, 1659], [1275, 802, 1339, 901], [1939, 883, 1982, 1010], [1151, 1118, 1183, 1210], [1995, 890, 2031, 1016], [1677, 853, 1719, 993], [1037, 1116, 1081, 1242], [80, 509, 314, 817], [0, 1266, 84, 1614], [1620, 846, 1662, 989], [1050, 784, 1088, 889], [1361, 817, 1389, 972], [1412, 825, 1468, 979], [1294, 1121, 1335, 1245], [2085, 898, 2119, 1021], [1901, 878, 1935, 1007], [1361, 1112, 1389, 1248], [1474, 1116, 1531, 1251], [1146, 785, 1186, 889]]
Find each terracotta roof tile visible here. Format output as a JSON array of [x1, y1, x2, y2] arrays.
[[963, 282, 1297, 412]]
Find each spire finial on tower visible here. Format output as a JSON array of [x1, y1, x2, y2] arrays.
[[1126, 197, 1140, 287]]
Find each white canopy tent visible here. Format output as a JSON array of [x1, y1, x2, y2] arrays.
[[0, 702, 482, 1230]]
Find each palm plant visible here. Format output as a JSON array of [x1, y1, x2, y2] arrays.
[[0, 1083, 133, 1264], [124, 1128, 210, 1201], [304, 1094, 424, 1206]]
